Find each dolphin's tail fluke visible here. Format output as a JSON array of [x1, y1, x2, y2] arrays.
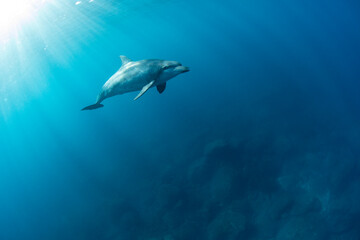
[[81, 103, 104, 111]]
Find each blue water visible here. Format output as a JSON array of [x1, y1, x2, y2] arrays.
[[1, 0, 360, 239]]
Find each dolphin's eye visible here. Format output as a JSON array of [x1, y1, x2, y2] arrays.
[[163, 66, 171, 70]]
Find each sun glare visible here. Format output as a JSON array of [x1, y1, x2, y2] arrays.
[[0, 0, 42, 34], [0, 0, 106, 119]]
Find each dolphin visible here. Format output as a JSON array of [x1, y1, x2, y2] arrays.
[[82, 55, 189, 110]]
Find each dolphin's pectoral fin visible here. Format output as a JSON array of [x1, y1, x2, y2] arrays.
[[120, 55, 132, 66], [134, 80, 155, 100], [156, 83, 166, 94]]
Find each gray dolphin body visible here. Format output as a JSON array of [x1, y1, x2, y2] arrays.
[[82, 55, 189, 110]]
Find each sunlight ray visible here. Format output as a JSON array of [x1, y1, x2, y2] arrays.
[[0, 0, 109, 119]]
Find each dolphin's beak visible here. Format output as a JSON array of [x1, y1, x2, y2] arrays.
[[177, 66, 190, 73], [174, 65, 189, 74]]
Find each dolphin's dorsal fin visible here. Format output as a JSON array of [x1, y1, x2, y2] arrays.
[[120, 55, 132, 65], [134, 80, 155, 100]]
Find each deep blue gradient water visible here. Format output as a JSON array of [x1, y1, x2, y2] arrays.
[[1, 0, 360, 239]]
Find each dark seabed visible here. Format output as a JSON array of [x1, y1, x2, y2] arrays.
[[0, 0, 360, 239]]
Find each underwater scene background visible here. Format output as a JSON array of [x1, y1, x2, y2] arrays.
[[1, 0, 360, 239]]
